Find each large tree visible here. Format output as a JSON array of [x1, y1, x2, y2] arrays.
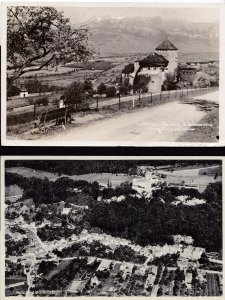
[[7, 6, 94, 83]]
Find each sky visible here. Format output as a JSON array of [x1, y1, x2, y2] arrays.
[[57, 6, 220, 25]]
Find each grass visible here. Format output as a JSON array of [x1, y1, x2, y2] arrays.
[[177, 108, 219, 143], [6, 166, 132, 187], [162, 170, 221, 193], [43, 260, 72, 281], [5, 185, 23, 198], [5, 277, 26, 285]]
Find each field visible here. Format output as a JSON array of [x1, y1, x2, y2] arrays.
[[6, 167, 132, 187], [15, 58, 127, 89], [160, 166, 221, 192], [5, 185, 23, 203], [10, 51, 219, 92], [43, 260, 71, 281]]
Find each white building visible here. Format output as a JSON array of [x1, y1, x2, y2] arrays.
[[122, 38, 178, 93], [132, 171, 163, 197], [155, 38, 178, 74], [20, 89, 29, 98]]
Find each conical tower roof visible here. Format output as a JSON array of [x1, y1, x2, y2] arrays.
[[155, 39, 178, 51]]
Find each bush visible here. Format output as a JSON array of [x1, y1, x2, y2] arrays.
[[35, 97, 48, 106], [25, 79, 45, 93], [7, 85, 21, 97], [106, 86, 116, 97], [64, 81, 88, 109], [97, 83, 107, 96]]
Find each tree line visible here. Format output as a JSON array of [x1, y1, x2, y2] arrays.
[[5, 160, 221, 176]]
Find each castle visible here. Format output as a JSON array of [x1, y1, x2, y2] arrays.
[[122, 38, 178, 93]]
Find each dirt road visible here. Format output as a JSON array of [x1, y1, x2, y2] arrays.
[[42, 91, 218, 144]]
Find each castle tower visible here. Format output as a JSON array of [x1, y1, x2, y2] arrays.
[[155, 38, 178, 74]]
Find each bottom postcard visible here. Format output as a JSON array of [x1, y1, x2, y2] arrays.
[[1, 156, 223, 298]]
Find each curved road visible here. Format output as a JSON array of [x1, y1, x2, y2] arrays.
[[42, 91, 218, 145]]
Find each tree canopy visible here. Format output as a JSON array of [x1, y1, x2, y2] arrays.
[[7, 6, 94, 83]]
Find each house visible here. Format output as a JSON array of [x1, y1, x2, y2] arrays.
[[19, 88, 29, 98], [186, 60, 217, 68], [122, 38, 178, 93], [97, 259, 111, 271], [62, 207, 72, 215], [132, 171, 163, 197], [67, 280, 86, 295], [49, 216, 62, 227], [90, 275, 101, 287]]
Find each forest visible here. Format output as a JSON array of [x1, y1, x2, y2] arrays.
[[5, 171, 222, 253], [5, 172, 134, 206], [5, 160, 221, 176], [85, 182, 222, 253]]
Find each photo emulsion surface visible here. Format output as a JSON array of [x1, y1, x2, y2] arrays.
[[4, 160, 222, 296], [4, 4, 221, 145]]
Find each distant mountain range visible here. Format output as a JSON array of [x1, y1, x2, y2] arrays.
[[84, 16, 219, 56]]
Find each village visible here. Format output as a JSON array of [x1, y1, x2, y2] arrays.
[[5, 162, 222, 297]]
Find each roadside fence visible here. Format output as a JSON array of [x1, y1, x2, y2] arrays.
[[90, 86, 218, 111]]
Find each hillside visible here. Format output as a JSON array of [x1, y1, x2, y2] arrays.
[[85, 16, 219, 55]]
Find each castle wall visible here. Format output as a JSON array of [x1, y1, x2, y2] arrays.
[[146, 73, 163, 93], [156, 50, 178, 74], [138, 68, 165, 93]]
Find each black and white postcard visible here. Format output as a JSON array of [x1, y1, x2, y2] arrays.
[[1, 156, 223, 297], [1, 2, 225, 146]]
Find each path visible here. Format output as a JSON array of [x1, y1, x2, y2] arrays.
[[42, 90, 218, 144], [192, 90, 219, 102], [25, 255, 36, 297], [209, 258, 223, 265], [43, 101, 205, 144]]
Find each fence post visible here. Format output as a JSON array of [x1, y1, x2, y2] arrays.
[[64, 108, 67, 128], [175, 89, 177, 98], [168, 90, 170, 99], [151, 92, 152, 103], [43, 111, 48, 128], [33, 104, 36, 120], [187, 88, 188, 95], [118, 94, 121, 110], [132, 97, 135, 108], [160, 92, 162, 101], [139, 92, 141, 105], [96, 97, 99, 110]]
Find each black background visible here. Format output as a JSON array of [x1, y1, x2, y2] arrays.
[[1, 146, 224, 157]]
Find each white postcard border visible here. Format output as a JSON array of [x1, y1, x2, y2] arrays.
[[1, 155, 224, 299], [1, 2, 225, 147]]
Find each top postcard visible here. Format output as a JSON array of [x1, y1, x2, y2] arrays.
[[1, 2, 225, 146]]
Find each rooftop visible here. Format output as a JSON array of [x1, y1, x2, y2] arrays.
[[155, 39, 178, 51], [139, 52, 169, 68]]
